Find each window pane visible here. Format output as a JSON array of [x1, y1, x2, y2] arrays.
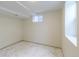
[[32, 16, 39, 22], [65, 1, 76, 37], [32, 15, 43, 23]]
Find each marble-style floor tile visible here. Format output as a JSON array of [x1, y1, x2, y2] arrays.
[[0, 41, 63, 57]]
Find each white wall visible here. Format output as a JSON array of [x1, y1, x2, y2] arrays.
[[62, 2, 79, 57], [24, 10, 62, 48], [0, 15, 23, 49]]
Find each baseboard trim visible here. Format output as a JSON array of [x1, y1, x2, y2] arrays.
[[0, 40, 62, 50], [23, 40, 61, 49], [0, 40, 24, 50], [0, 40, 63, 56]]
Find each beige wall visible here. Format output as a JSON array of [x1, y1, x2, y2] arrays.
[[78, 2, 79, 50], [24, 10, 62, 48], [0, 9, 62, 49], [62, 2, 79, 57], [0, 15, 23, 49]]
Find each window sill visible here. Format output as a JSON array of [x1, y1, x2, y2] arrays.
[[65, 35, 77, 47]]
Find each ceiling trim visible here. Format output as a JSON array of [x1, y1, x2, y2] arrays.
[[16, 1, 33, 14], [0, 6, 29, 18], [0, 6, 17, 14]]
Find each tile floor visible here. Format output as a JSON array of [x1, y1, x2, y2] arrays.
[[0, 41, 63, 57]]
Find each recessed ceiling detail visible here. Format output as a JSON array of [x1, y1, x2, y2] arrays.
[[0, 1, 64, 19]]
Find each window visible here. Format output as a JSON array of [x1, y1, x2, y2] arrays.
[[65, 1, 77, 46], [32, 15, 43, 23]]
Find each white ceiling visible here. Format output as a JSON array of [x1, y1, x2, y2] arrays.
[[0, 1, 64, 19]]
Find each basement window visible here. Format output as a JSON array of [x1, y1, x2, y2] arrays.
[[65, 1, 77, 46], [32, 15, 43, 23]]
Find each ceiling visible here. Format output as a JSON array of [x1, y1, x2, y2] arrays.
[[0, 1, 64, 19]]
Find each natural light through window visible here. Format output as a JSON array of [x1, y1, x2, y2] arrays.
[[32, 15, 43, 23], [65, 1, 77, 46]]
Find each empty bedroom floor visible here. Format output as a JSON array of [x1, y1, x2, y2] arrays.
[[0, 41, 63, 57]]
